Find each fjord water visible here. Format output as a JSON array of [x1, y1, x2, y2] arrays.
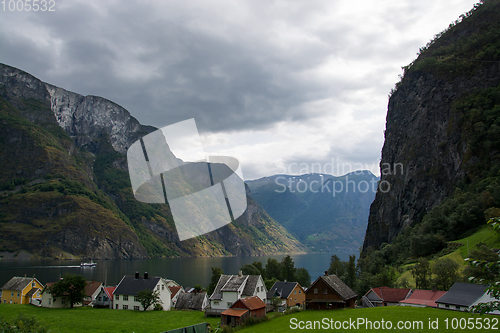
[[0, 253, 345, 288]]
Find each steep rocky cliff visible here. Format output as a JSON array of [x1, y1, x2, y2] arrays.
[[363, 0, 500, 252], [0, 63, 305, 259]]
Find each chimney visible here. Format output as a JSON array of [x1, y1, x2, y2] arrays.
[[324, 271, 328, 276], [135, 272, 139, 279], [238, 270, 242, 277], [144, 272, 148, 279]]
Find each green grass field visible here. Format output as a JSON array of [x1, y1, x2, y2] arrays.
[[1, 304, 498, 333], [0, 304, 220, 333], [239, 307, 499, 333]]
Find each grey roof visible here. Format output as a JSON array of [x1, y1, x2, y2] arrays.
[[113, 275, 161, 296], [221, 275, 248, 292], [0, 277, 34, 291], [175, 292, 207, 310], [436, 282, 487, 307], [209, 275, 262, 300], [309, 275, 357, 301], [267, 281, 298, 299]]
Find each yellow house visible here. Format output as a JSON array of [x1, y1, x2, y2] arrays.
[[1, 276, 44, 305]]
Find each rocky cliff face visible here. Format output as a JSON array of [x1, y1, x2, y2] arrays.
[[0, 63, 305, 259], [362, 1, 500, 251]]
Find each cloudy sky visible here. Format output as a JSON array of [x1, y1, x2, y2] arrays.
[[0, 0, 479, 180]]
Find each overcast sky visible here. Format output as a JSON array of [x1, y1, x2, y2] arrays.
[[0, 0, 479, 180]]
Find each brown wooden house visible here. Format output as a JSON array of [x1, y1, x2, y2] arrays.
[[221, 296, 266, 327], [305, 273, 357, 310]]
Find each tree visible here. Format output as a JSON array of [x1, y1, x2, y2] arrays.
[[137, 289, 161, 311], [467, 218, 500, 314], [193, 284, 204, 292], [280, 255, 296, 282], [207, 267, 223, 296], [328, 255, 345, 277], [432, 258, 459, 291], [241, 263, 261, 276], [295, 268, 311, 288], [411, 257, 432, 289], [345, 255, 357, 288], [251, 261, 266, 278], [266, 258, 281, 280], [48, 273, 87, 308]]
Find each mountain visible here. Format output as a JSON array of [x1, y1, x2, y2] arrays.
[[0, 63, 305, 259], [247, 171, 378, 253], [362, 0, 500, 255]]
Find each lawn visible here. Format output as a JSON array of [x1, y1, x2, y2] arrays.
[[239, 306, 499, 333], [0, 304, 220, 333]]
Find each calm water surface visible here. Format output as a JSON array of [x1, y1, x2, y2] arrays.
[[0, 252, 350, 288]]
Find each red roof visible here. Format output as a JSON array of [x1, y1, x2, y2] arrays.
[[369, 287, 412, 303], [169, 286, 182, 297], [232, 296, 266, 310], [221, 308, 249, 317], [399, 289, 446, 308], [104, 287, 116, 299]]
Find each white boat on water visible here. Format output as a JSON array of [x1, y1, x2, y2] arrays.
[[80, 260, 96, 267]]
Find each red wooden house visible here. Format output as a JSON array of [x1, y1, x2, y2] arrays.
[[221, 296, 266, 327]]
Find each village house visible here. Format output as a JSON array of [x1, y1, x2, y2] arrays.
[[305, 273, 357, 310], [436, 282, 500, 314], [207, 272, 267, 316], [0, 276, 43, 305], [267, 281, 306, 309], [41, 280, 103, 308], [169, 286, 184, 308], [93, 286, 116, 308], [362, 287, 412, 307], [399, 289, 446, 308], [175, 292, 208, 311], [221, 296, 267, 327], [113, 272, 176, 311], [84, 280, 103, 306]]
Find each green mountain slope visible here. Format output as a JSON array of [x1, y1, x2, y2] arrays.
[[0, 64, 305, 259], [247, 171, 378, 253], [361, 0, 500, 266]]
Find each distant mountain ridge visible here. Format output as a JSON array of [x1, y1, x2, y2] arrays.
[[0, 63, 305, 259], [247, 171, 378, 253]]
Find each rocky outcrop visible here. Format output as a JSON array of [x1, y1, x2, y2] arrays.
[[362, 1, 500, 251]]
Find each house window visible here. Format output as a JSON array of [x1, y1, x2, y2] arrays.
[[48, 299, 51, 305], [299, 290, 301, 294], [3, 300, 5, 303], [116, 295, 119, 300], [103, 296, 108, 302], [294, 290, 296, 295], [214, 301, 219, 305], [134, 296, 139, 302], [162, 285, 164, 290], [157, 286, 160, 291], [314, 288, 318, 294], [11, 291, 13, 297], [227, 302, 232, 307], [98, 297, 101, 301], [123, 295, 128, 301], [62, 298, 66, 305], [17, 292, 20, 297], [134, 306, 140, 311], [32, 282, 36, 287], [115, 304, 118, 309], [123, 305, 128, 310]]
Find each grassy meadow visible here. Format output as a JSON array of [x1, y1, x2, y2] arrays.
[[1, 304, 499, 333]]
